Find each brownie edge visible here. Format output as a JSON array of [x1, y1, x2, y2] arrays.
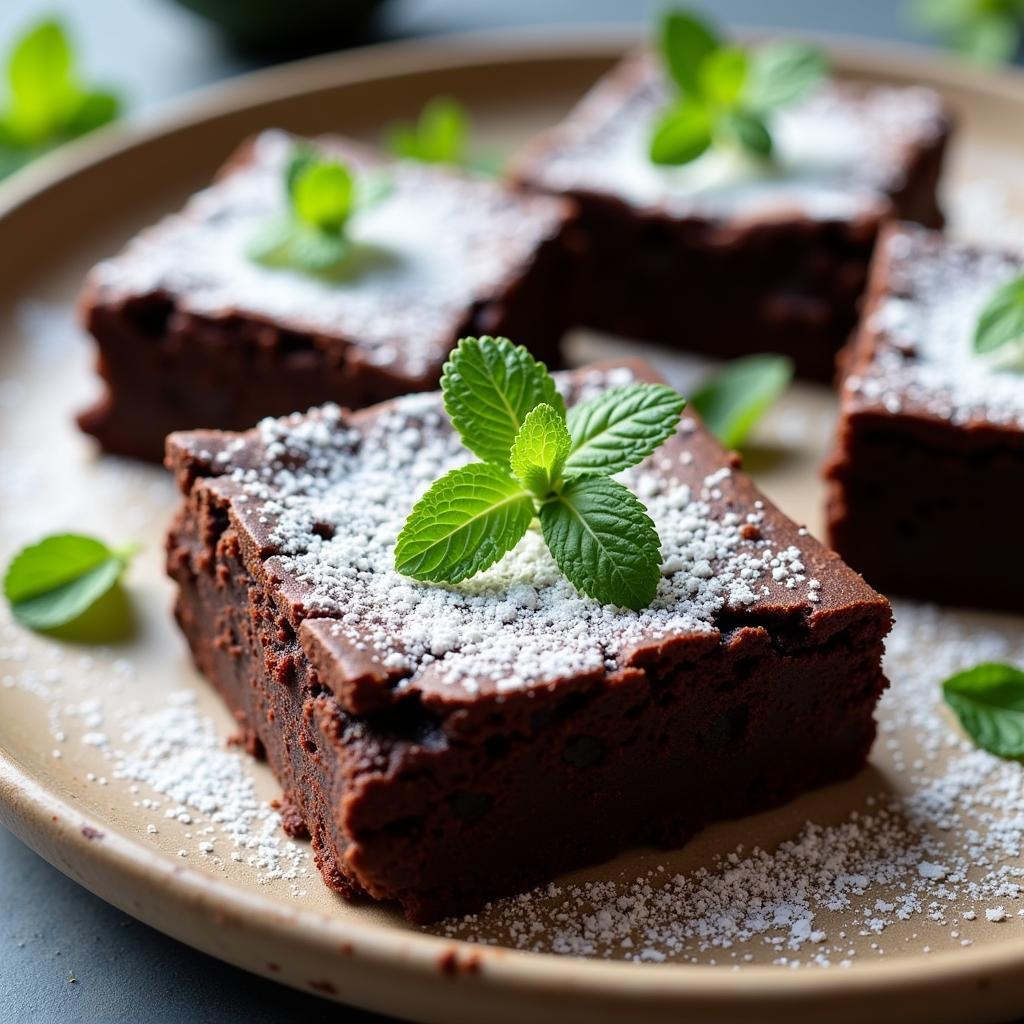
[[167, 362, 891, 921]]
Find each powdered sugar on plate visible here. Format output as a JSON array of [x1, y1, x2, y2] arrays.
[[433, 602, 1024, 965]]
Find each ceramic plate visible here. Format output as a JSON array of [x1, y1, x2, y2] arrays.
[[3, 28, 1024, 1024]]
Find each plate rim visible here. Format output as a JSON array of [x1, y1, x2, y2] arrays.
[[4, 25, 1024, 1018]]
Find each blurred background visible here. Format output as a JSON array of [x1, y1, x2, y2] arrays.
[[1, 1, 1023, 1022]]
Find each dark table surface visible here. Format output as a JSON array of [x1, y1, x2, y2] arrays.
[[0, 1, 1016, 1021]]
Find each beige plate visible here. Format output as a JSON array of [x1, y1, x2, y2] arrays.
[[3, 28, 1024, 1024]]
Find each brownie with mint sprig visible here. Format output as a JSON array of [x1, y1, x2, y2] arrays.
[[78, 129, 576, 461], [166, 345, 890, 922], [512, 10, 950, 380]]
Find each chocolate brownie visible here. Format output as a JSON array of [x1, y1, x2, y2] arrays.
[[512, 53, 950, 380], [826, 223, 1024, 610], [166, 360, 891, 923], [78, 130, 576, 460]]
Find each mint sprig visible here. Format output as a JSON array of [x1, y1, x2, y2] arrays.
[[943, 663, 1024, 759], [4, 533, 137, 640], [974, 273, 1024, 355], [0, 18, 121, 180], [908, 0, 1024, 65], [395, 337, 686, 609], [249, 144, 390, 275], [689, 354, 794, 449], [385, 96, 503, 175], [651, 9, 826, 167]]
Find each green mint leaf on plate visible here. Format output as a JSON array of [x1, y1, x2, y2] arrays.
[[943, 663, 1024, 758], [689, 354, 793, 449], [650, 8, 826, 167], [660, 10, 722, 96], [974, 274, 1024, 354], [4, 533, 137, 638], [0, 18, 121, 177], [540, 476, 662, 610], [650, 100, 714, 166], [441, 336, 564, 466], [394, 463, 534, 584], [565, 383, 686, 476], [509, 403, 572, 496], [746, 42, 827, 112], [387, 96, 468, 165]]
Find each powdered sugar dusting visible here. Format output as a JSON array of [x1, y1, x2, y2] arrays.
[[202, 368, 820, 697], [88, 130, 568, 377], [433, 603, 1024, 965], [845, 224, 1024, 428], [522, 56, 946, 222]]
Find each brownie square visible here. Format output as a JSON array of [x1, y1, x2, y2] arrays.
[[826, 223, 1024, 610], [512, 54, 950, 380], [166, 359, 890, 922], [78, 130, 576, 460]]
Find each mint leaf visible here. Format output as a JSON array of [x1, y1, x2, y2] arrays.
[[540, 476, 661, 609], [292, 160, 354, 233], [725, 109, 773, 158], [386, 96, 469, 165], [955, 13, 1020, 62], [698, 47, 749, 106], [4, 533, 136, 635], [441, 336, 564, 466], [943, 663, 1024, 758], [65, 89, 119, 138], [689, 354, 793, 449], [394, 464, 533, 584], [509, 403, 571, 496], [660, 10, 722, 96], [247, 218, 351, 275], [974, 274, 1024, 354], [746, 42, 827, 112], [650, 99, 714, 166], [564, 383, 686, 476], [7, 19, 74, 143]]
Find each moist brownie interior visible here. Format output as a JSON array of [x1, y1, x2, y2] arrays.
[[826, 223, 1024, 608], [78, 130, 575, 459], [166, 360, 891, 921]]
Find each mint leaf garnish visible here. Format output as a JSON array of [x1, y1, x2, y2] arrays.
[[4, 533, 137, 638], [387, 96, 467, 165], [651, 8, 826, 167], [650, 101, 714, 166], [397, 337, 686, 609], [540, 476, 662, 610], [510, 403, 572, 496], [393, 464, 534, 584], [747, 42, 828, 112], [565, 383, 687, 476], [974, 274, 1024, 354], [660, 10, 722, 96], [943, 663, 1024, 759], [385, 96, 504, 176], [689, 354, 793, 449], [909, 0, 1023, 65], [249, 145, 390, 276], [441, 336, 564, 466], [0, 18, 121, 180]]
